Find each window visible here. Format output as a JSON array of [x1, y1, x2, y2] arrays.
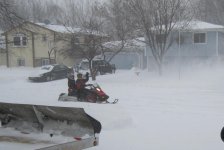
[[42, 34, 47, 41], [17, 58, 25, 66], [59, 65, 67, 70], [42, 59, 49, 66], [13, 33, 27, 46], [194, 33, 206, 44], [53, 65, 61, 71]]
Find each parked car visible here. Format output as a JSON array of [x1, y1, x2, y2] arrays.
[[28, 64, 73, 82], [75, 59, 116, 75]]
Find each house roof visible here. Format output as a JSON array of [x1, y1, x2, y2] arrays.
[[103, 37, 145, 52], [175, 20, 224, 31], [36, 23, 81, 34], [2, 21, 107, 37], [1, 22, 36, 35], [36, 23, 108, 36]]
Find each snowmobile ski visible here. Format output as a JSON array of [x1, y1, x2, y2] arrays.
[[105, 99, 119, 104], [58, 93, 118, 104]]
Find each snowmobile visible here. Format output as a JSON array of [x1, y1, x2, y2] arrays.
[[0, 102, 101, 150], [58, 83, 118, 104]]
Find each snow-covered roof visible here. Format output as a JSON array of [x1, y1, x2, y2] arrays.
[[81, 55, 104, 62], [36, 23, 107, 36], [103, 37, 145, 52], [36, 23, 81, 33], [152, 20, 224, 32], [175, 20, 224, 31]]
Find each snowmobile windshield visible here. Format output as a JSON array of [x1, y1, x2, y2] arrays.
[[93, 83, 100, 88]]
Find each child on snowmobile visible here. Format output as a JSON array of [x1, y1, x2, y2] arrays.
[[68, 73, 76, 96], [76, 72, 89, 100]]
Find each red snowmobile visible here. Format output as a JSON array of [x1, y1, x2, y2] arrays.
[[59, 83, 118, 104]]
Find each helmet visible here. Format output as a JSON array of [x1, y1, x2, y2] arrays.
[[77, 73, 83, 79]]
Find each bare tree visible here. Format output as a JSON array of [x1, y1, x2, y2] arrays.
[[125, 0, 193, 75], [195, 0, 224, 25], [101, 0, 136, 63], [59, 1, 107, 80], [0, 0, 25, 67], [0, 0, 23, 30], [45, 1, 64, 24], [14, 0, 64, 24], [47, 41, 57, 64]]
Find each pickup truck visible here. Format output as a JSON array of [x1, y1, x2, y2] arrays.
[[75, 59, 116, 75]]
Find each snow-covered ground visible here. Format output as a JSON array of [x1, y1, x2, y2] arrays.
[[0, 64, 224, 150]]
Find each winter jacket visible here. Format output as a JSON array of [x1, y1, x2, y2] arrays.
[[68, 78, 76, 89], [76, 73, 89, 90]]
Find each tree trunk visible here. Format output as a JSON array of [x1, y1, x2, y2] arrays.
[[155, 58, 163, 76], [91, 68, 96, 81], [48, 52, 51, 64], [158, 63, 163, 76], [89, 61, 96, 81]]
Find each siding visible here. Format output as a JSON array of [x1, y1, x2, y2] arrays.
[[106, 52, 146, 69], [147, 31, 224, 58], [0, 52, 6, 66], [3, 22, 108, 68], [218, 32, 224, 55], [7, 29, 33, 67]]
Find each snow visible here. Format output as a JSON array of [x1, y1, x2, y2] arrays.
[[36, 23, 81, 34], [189, 20, 224, 30], [175, 20, 224, 31], [103, 37, 145, 52], [0, 128, 74, 150], [28, 65, 54, 77], [35, 23, 107, 36], [0, 64, 224, 150]]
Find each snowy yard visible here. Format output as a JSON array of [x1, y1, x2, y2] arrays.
[[0, 65, 224, 150]]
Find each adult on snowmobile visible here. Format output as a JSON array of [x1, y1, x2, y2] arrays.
[[68, 73, 76, 96], [76, 72, 89, 100]]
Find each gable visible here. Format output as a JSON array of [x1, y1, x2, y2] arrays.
[[22, 22, 56, 35], [2, 21, 56, 36]]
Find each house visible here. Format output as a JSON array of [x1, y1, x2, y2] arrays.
[[146, 20, 224, 70], [0, 21, 105, 67], [103, 38, 147, 69]]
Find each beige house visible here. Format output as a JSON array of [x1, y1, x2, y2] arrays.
[[0, 21, 94, 67]]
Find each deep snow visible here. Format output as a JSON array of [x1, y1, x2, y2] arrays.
[[0, 64, 224, 150]]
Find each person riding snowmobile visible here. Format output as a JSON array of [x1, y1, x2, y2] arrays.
[[76, 72, 89, 100], [67, 73, 76, 96]]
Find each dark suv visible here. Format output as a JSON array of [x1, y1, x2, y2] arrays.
[[76, 59, 116, 75]]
